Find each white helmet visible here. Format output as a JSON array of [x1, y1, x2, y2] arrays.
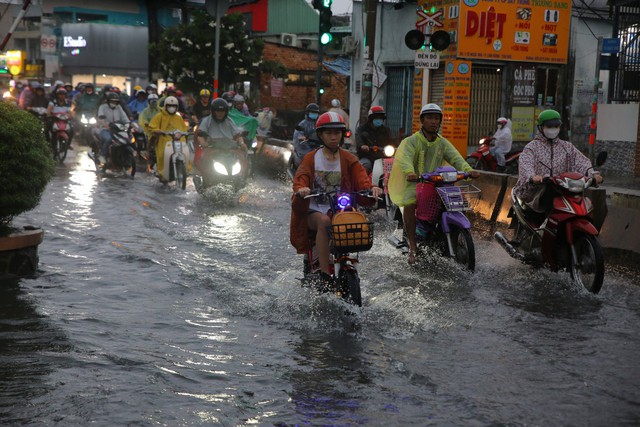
[[331, 99, 341, 108], [420, 103, 442, 117], [497, 117, 508, 124]]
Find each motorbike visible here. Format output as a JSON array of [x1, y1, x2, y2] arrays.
[[466, 135, 521, 174], [156, 129, 194, 190], [300, 190, 377, 307], [192, 137, 249, 193], [494, 153, 608, 293], [369, 144, 397, 215], [48, 111, 72, 163], [130, 120, 148, 160], [387, 166, 481, 270], [78, 113, 97, 146], [90, 122, 136, 178]]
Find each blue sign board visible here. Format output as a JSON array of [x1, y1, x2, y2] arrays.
[[602, 38, 621, 54]]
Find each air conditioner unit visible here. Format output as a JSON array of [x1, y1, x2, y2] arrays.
[[341, 36, 358, 56], [280, 33, 297, 47]]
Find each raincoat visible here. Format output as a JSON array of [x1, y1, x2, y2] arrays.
[[147, 107, 189, 179], [290, 148, 374, 253], [513, 131, 595, 203], [228, 108, 259, 142], [388, 130, 472, 207]]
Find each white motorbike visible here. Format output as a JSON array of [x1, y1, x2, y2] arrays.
[[157, 129, 194, 190]]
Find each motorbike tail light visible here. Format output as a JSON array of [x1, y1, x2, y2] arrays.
[[345, 130, 352, 138], [336, 193, 352, 209]]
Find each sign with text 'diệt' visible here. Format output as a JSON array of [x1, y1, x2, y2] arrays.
[[414, 50, 440, 69]]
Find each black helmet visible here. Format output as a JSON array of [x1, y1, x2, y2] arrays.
[[211, 98, 230, 122], [305, 103, 320, 114], [106, 92, 120, 102], [221, 91, 234, 104]]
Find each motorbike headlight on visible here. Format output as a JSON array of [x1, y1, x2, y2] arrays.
[[81, 114, 88, 124], [251, 139, 258, 149], [336, 193, 352, 209], [283, 149, 292, 162], [561, 177, 587, 193], [383, 145, 395, 157], [440, 171, 459, 183], [213, 161, 228, 175], [231, 161, 242, 176], [89, 117, 96, 124]]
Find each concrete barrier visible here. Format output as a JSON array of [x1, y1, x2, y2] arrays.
[[471, 172, 638, 258]]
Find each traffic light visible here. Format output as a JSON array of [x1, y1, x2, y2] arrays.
[[314, 0, 333, 46], [404, 29, 451, 51]]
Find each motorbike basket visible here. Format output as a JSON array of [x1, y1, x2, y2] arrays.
[[329, 211, 374, 252], [416, 182, 441, 222], [436, 184, 481, 212]]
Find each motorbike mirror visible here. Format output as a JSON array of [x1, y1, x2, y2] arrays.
[[595, 151, 608, 167]]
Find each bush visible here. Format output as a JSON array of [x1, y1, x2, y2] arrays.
[[0, 102, 55, 229]]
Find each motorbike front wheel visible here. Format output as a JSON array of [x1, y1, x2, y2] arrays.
[[339, 268, 362, 307], [56, 136, 69, 163], [569, 233, 605, 294], [175, 160, 187, 190], [448, 227, 476, 271]]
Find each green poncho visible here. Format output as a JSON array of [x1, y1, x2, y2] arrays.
[[228, 108, 259, 141]]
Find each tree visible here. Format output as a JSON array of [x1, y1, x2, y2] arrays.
[[149, 11, 265, 93], [0, 102, 55, 232]]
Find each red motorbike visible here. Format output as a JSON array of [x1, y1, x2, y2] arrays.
[[49, 112, 72, 163], [466, 135, 521, 174], [494, 154, 607, 293]]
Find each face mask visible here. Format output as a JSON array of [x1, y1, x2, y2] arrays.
[[372, 118, 384, 128], [166, 106, 177, 114], [108, 102, 118, 109], [543, 127, 560, 140], [308, 113, 318, 120]]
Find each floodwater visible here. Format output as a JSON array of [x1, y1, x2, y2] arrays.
[[2, 147, 639, 426]]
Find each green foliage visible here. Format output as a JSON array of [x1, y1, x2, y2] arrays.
[[0, 102, 55, 226], [149, 11, 266, 93], [260, 60, 288, 79]]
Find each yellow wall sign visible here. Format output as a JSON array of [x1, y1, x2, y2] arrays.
[[6, 50, 25, 76], [441, 60, 472, 156], [457, 0, 571, 64]]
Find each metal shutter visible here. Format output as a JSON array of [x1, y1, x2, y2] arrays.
[[385, 65, 414, 140], [468, 67, 502, 146]]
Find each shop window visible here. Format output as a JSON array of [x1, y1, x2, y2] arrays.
[[285, 70, 331, 88], [535, 68, 558, 106]]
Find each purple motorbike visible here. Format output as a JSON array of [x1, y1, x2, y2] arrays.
[[388, 166, 480, 270]]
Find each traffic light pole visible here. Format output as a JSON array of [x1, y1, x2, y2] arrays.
[[358, 0, 378, 126], [316, 35, 324, 104]]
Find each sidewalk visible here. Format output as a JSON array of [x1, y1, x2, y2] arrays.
[[599, 175, 640, 197]]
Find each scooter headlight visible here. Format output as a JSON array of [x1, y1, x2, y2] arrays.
[[383, 145, 395, 157], [251, 140, 258, 149], [231, 161, 242, 176], [213, 161, 228, 175], [440, 171, 459, 183], [283, 149, 292, 162], [560, 177, 587, 193], [81, 114, 88, 124], [89, 117, 96, 124], [336, 193, 352, 209]]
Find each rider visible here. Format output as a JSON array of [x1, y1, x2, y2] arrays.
[[191, 88, 212, 124], [96, 91, 130, 165], [147, 96, 188, 183], [232, 94, 251, 117], [47, 87, 74, 142], [139, 93, 161, 134], [388, 103, 479, 264], [25, 83, 49, 112], [293, 103, 320, 148], [513, 109, 602, 213], [290, 112, 383, 285], [72, 83, 100, 119], [490, 117, 513, 172], [197, 98, 247, 151], [355, 105, 393, 173], [127, 89, 148, 119]]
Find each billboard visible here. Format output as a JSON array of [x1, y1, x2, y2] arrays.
[[457, 0, 571, 64]]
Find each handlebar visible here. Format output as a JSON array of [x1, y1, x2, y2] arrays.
[[297, 189, 377, 199], [407, 170, 473, 183]]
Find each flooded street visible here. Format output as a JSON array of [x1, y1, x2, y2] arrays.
[[2, 147, 639, 426]]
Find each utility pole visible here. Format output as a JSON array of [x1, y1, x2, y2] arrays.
[[359, 0, 377, 125]]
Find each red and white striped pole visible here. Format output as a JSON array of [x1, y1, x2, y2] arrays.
[[0, 0, 32, 52]]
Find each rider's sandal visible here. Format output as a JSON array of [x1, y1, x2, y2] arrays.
[[408, 250, 417, 265]]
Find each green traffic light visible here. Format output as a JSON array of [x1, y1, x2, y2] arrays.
[[322, 0, 332, 7], [320, 32, 333, 45], [319, 88, 325, 94]]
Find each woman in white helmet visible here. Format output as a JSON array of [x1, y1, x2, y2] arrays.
[[491, 117, 513, 172], [388, 103, 479, 264]]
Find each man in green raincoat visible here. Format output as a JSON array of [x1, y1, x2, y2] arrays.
[[388, 103, 478, 264]]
